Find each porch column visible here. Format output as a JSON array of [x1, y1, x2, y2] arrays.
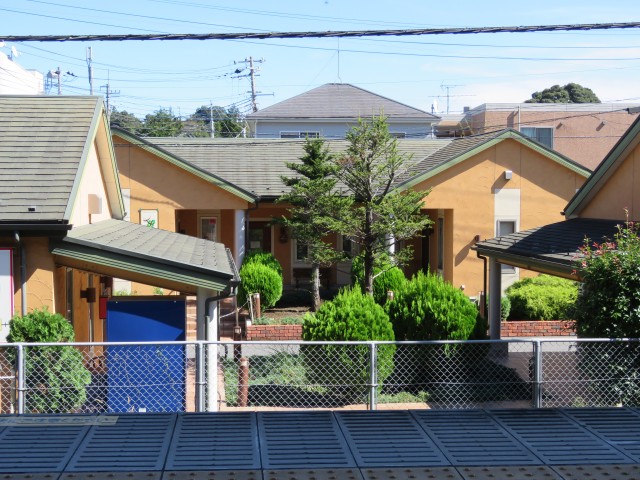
[[488, 257, 502, 339], [235, 210, 246, 266], [196, 287, 219, 412]]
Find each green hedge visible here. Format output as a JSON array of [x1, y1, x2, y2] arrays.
[[302, 287, 396, 402], [506, 275, 577, 320], [7, 308, 91, 413], [242, 250, 283, 276], [387, 271, 479, 341]]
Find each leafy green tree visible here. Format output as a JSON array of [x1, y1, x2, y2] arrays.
[[109, 108, 143, 134], [277, 138, 352, 311], [7, 308, 91, 413], [525, 83, 600, 103], [189, 105, 244, 138], [140, 108, 183, 137], [335, 116, 432, 295]]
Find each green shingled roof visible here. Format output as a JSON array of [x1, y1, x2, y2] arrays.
[[0, 95, 104, 223], [51, 219, 237, 291]]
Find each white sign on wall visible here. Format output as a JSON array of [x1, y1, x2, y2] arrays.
[[0, 249, 13, 342]]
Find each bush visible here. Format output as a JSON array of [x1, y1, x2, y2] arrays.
[[242, 249, 283, 276], [302, 287, 396, 401], [7, 308, 91, 413], [387, 271, 479, 341], [501, 296, 511, 321], [238, 262, 283, 309], [351, 255, 407, 305], [506, 275, 577, 320]]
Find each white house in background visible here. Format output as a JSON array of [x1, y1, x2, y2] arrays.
[[0, 51, 44, 95], [246, 83, 440, 139]]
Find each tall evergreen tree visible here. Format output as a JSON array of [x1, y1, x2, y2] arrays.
[[277, 138, 352, 311], [336, 116, 432, 295]]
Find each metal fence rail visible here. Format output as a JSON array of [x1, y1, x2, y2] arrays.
[[0, 339, 638, 414]]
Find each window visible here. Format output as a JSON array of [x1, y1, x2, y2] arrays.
[[339, 235, 359, 258], [199, 216, 217, 241], [280, 131, 320, 139], [497, 220, 517, 273], [521, 127, 553, 149], [294, 240, 309, 263]]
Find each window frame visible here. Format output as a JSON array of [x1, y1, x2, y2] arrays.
[[496, 219, 518, 274], [279, 131, 320, 139], [521, 126, 554, 149]]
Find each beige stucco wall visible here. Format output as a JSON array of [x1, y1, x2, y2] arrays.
[[69, 140, 113, 227], [579, 141, 640, 221], [413, 139, 587, 295], [114, 137, 249, 234], [9, 237, 56, 316]]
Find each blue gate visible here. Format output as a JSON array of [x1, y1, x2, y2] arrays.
[[105, 298, 186, 412]]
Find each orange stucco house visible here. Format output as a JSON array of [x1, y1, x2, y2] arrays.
[[112, 128, 590, 304], [0, 96, 238, 351], [475, 115, 640, 338]]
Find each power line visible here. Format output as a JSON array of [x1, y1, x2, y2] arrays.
[[4, 21, 640, 43]]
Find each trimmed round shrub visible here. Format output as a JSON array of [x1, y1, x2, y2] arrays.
[[302, 287, 396, 402], [242, 250, 283, 276], [7, 308, 91, 413], [351, 255, 407, 305], [238, 262, 283, 309], [506, 275, 577, 320], [387, 271, 479, 341]]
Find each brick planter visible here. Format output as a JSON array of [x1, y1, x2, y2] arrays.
[[501, 320, 575, 337], [245, 324, 303, 341]]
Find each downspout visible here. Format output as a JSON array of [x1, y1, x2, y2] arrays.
[[14, 232, 26, 316], [476, 251, 488, 320]]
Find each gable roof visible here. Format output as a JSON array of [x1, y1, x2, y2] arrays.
[[394, 129, 591, 191], [564, 115, 640, 218], [142, 137, 450, 199], [112, 128, 257, 202], [0, 95, 122, 226], [246, 83, 439, 121]]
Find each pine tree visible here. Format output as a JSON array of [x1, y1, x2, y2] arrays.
[[277, 138, 352, 311]]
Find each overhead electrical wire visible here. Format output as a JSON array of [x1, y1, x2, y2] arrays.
[[3, 21, 640, 43]]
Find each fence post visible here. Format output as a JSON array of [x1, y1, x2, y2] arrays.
[[533, 340, 542, 408], [195, 342, 205, 412], [369, 342, 377, 411], [17, 345, 25, 414]]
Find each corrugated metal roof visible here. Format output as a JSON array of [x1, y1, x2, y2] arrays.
[[0, 95, 103, 222], [246, 83, 439, 121]]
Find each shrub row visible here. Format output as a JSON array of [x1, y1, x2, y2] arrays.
[[237, 250, 283, 309]]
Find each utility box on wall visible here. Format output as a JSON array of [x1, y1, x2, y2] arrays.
[[105, 297, 186, 413]]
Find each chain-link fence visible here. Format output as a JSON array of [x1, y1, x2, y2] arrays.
[[1, 339, 639, 414]]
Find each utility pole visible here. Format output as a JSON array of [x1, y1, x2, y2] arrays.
[[56, 66, 61, 95], [235, 57, 265, 112], [100, 74, 120, 118], [209, 102, 215, 138], [86, 47, 94, 95]]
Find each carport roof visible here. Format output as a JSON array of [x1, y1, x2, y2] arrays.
[[473, 217, 621, 278], [51, 219, 238, 292]]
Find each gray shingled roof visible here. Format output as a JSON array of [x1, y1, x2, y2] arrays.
[[474, 218, 621, 273], [246, 83, 439, 121], [51, 219, 237, 290], [145, 137, 451, 198], [0, 95, 102, 223]]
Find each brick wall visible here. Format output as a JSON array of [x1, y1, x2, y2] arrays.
[[501, 320, 575, 337], [246, 324, 303, 341]]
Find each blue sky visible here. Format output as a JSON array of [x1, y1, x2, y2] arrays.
[[2, 0, 640, 118]]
